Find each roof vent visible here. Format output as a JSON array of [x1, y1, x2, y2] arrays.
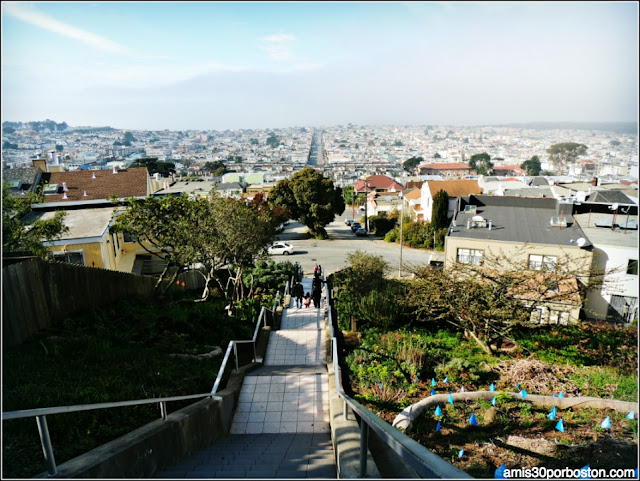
[[472, 215, 487, 228], [62, 182, 68, 192], [83, 191, 88, 197], [62, 192, 68, 199], [92, 172, 97, 179], [112, 166, 118, 174], [576, 237, 587, 247]]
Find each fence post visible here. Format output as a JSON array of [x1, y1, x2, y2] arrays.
[[359, 419, 369, 477], [233, 342, 239, 372], [36, 415, 57, 476], [160, 401, 168, 420]]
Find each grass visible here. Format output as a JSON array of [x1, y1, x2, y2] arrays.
[[2, 291, 264, 478]]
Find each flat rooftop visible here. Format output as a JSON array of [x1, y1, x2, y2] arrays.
[[573, 212, 638, 249]]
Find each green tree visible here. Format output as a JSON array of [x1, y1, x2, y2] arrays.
[[393, 140, 404, 146], [266, 132, 280, 148], [2, 182, 68, 258], [55, 144, 64, 152], [469, 152, 494, 175], [203, 161, 227, 176], [403, 156, 423, 173], [433, 152, 442, 159], [431, 190, 449, 231], [521, 155, 542, 176], [343, 184, 356, 205], [609, 139, 621, 147], [129, 158, 176, 176], [3, 126, 16, 134], [269, 167, 344, 238], [546, 142, 587, 174]]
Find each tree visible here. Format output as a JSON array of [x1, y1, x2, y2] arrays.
[[55, 144, 64, 152], [113, 193, 276, 303], [609, 140, 621, 147], [469, 152, 494, 175], [433, 152, 442, 159], [203, 161, 227, 177], [269, 167, 345, 238], [3, 126, 16, 134], [343, 185, 356, 205], [546, 142, 587, 174], [521, 155, 542, 176], [431, 190, 449, 231], [266, 132, 280, 148], [393, 140, 404, 146], [2, 182, 68, 258], [129, 157, 175, 176], [403, 156, 423, 173]]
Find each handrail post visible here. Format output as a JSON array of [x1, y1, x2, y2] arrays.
[[360, 419, 369, 477], [160, 401, 167, 421], [252, 341, 257, 363], [233, 342, 239, 372], [36, 415, 57, 476]]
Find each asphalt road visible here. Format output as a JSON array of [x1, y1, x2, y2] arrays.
[[269, 212, 438, 277]]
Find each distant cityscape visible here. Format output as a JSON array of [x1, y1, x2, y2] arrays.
[[2, 121, 638, 187]]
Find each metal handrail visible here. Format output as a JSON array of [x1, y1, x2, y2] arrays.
[[3, 282, 287, 477], [324, 278, 471, 479]]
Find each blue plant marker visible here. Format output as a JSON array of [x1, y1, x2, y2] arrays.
[[448, 392, 454, 405], [435, 405, 442, 417], [521, 389, 527, 399], [556, 418, 565, 432], [490, 383, 495, 392], [469, 413, 478, 426], [626, 410, 635, 420], [413, 376, 418, 384], [548, 406, 556, 420], [491, 396, 497, 407], [458, 449, 464, 458], [431, 388, 436, 396], [600, 416, 611, 429], [553, 393, 557, 397], [444, 376, 449, 383], [559, 392, 564, 398], [379, 382, 383, 391], [495, 463, 506, 479], [431, 378, 437, 387], [578, 464, 590, 479], [460, 386, 465, 392], [436, 421, 441, 431], [516, 383, 520, 391]]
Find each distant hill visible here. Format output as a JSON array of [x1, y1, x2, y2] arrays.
[[490, 121, 637, 135]]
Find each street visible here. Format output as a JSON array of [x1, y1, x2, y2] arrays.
[[269, 212, 437, 277]]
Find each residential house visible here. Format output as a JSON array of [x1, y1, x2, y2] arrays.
[[492, 165, 525, 177], [574, 212, 638, 323], [417, 179, 482, 223], [402, 188, 422, 221], [353, 174, 404, 194], [417, 162, 472, 178], [444, 195, 595, 324]]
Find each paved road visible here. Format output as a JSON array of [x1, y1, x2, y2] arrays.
[[270, 212, 437, 277]]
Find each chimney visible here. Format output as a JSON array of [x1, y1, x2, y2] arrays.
[[83, 191, 88, 197], [62, 182, 68, 192], [466, 219, 471, 229], [154, 173, 160, 181], [488, 219, 492, 230], [32, 158, 48, 172], [62, 192, 68, 199], [92, 172, 97, 179], [112, 165, 118, 174]]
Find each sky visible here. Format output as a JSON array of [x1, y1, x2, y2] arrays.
[[1, 1, 638, 131]]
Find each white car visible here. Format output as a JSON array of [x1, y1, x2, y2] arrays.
[[267, 242, 294, 255]]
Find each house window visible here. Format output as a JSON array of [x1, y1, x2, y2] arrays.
[[529, 254, 557, 271], [457, 248, 483, 265], [627, 259, 638, 276], [52, 251, 85, 266], [123, 231, 138, 243]]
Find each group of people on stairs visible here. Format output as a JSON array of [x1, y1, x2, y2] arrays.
[[291, 264, 324, 309]]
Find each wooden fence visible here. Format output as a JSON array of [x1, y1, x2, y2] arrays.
[[2, 258, 205, 348]]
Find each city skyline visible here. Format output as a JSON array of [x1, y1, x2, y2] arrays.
[[2, 1, 638, 131]]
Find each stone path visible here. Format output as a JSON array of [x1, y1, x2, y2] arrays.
[[155, 277, 336, 478]]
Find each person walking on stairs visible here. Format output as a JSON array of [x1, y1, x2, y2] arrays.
[[312, 273, 323, 308], [292, 280, 304, 308]]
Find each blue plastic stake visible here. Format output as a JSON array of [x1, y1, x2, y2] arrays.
[[558, 392, 564, 398], [490, 383, 495, 392], [469, 413, 478, 426], [458, 449, 465, 458], [448, 392, 454, 405], [444, 376, 449, 383], [436, 421, 441, 431], [491, 396, 497, 407], [626, 410, 635, 420], [556, 419, 565, 432], [431, 388, 436, 396], [434, 405, 442, 417], [520, 389, 527, 399], [431, 378, 437, 387], [600, 417, 611, 429], [548, 406, 556, 420]]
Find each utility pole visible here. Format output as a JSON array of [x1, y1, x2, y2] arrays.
[[399, 193, 404, 277], [364, 180, 369, 232]]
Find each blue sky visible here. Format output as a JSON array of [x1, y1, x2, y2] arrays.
[[1, 1, 638, 130]]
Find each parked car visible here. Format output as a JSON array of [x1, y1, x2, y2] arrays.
[[355, 227, 367, 236], [267, 242, 294, 255], [345, 218, 353, 226], [351, 222, 362, 232]]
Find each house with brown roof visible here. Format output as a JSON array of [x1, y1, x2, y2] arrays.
[[417, 179, 482, 222], [401, 188, 422, 221], [492, 165, 525, 176], [417, 162, 472, 178], [353, 174, 404, 194]]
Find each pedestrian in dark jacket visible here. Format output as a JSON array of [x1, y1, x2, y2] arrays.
[[292, 281, 304, 308], [312, 274, 322, 308]]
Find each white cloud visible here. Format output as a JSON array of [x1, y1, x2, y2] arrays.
[[2, 2, 129, 54], [260, 33, 296, 43]]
